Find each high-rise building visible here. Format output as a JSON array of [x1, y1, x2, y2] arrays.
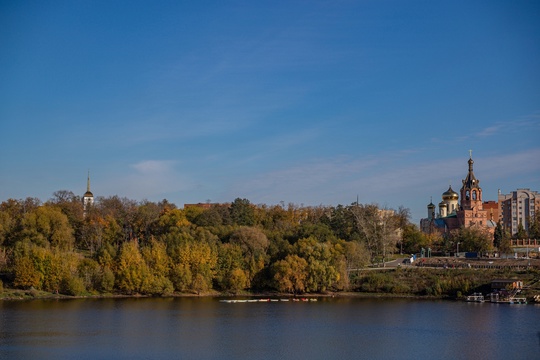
[[498, 188, 539, 236]]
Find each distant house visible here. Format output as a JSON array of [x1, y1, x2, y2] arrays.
[[184, 203, 220, 210], [491, 279, 523, 291]]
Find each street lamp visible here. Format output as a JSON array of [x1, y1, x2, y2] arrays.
[[456, 242, 460, 257]]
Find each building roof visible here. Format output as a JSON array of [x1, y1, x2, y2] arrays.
[[462, 156, 480, 190], [442, 185, 459, 200]]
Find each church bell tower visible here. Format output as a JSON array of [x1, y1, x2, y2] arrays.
[[83, 171, 94, 215], [460, 151, 482, 210], [457, 151, 487, 228]]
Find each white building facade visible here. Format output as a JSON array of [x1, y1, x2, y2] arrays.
[[498, 188, 539, 236]]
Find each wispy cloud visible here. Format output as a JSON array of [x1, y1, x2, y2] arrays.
[[228, 148, 540, 221], [478, 124, 503, 137], [103, 160, 194, 200], [431, 112, 540, 145], [131, 160, 176, 174]]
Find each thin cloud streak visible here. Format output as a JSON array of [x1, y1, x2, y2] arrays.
[[103, 160, 193, 200], [230, 148, 540, 220]]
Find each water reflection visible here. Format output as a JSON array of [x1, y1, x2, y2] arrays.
[[1, 297, 538, 359]]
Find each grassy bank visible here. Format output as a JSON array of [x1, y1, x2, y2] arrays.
[[2, 267, 539, 301], [350, 267, 540, 300]]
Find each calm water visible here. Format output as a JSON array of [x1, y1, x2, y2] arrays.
[[1, 297, 538, 360]]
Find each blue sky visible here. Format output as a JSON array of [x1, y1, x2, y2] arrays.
[[1, 0, 539, 223]]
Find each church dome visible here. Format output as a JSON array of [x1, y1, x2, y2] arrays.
[[442, 186, 459, 200], [84, 190, 94, 197]]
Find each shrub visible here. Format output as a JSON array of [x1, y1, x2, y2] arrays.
[[63, 276, 86, 296]]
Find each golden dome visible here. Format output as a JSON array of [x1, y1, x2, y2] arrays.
[[442, 186, 458, 200]]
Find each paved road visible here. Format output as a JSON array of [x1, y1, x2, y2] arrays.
[[348, 258, 410, 271], [384, 258, 408, 268]]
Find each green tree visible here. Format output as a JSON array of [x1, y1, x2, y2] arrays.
[[0, 208, 15, 246], [229, 226, 268, 287], [529, 213, 540, 239], [77, 258, 101, 292], [401, 224, 430, 254], [450, 227, 492, 253], [493, 221, 505, 249], [230, 198, 255, 226], [229, 226, 269, 258], [293, 237, 340, 292], [20, 205, 75, 250], [215, 243, 245, 291], [514, 222, 527, 239]]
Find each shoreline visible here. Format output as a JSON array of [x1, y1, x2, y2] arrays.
[[0, 288, 436, 302]]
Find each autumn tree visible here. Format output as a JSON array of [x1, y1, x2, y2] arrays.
[[343, 240, 370, 270], [215, 243, 247, 292], [229, 226, 268, 286], [167, 230, 218, 294], [229, 226, 269, 258], [154, 208, 190, 235], [293, 237, 340, 292], [132, 201, 162, 243], [272, 254, 308, 294], [48, 190, 84, 229], [350, 204, 400, 264], [141, 238, 174, 295], [12, 240, 82, 294], [20, 205, 75, 250], [115, 240, 149, 294]]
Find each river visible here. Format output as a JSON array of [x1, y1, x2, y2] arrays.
[[1, 297, 538, 359]]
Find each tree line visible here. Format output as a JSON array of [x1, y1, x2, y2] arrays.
[[0, 191, 529, 296]]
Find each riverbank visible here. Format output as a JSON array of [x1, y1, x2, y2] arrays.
[[3, 266, 539, 302]]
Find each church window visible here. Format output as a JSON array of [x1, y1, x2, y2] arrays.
[[472, 190, 477, 200], [466, 190, 470, 200]]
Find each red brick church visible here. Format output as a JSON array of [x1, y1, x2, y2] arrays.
[[420, 153, 496, 235]]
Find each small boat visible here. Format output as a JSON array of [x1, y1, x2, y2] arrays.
[[465, 293, 485, 302]]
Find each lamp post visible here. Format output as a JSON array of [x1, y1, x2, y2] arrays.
[[456, 242, 460, 257]]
